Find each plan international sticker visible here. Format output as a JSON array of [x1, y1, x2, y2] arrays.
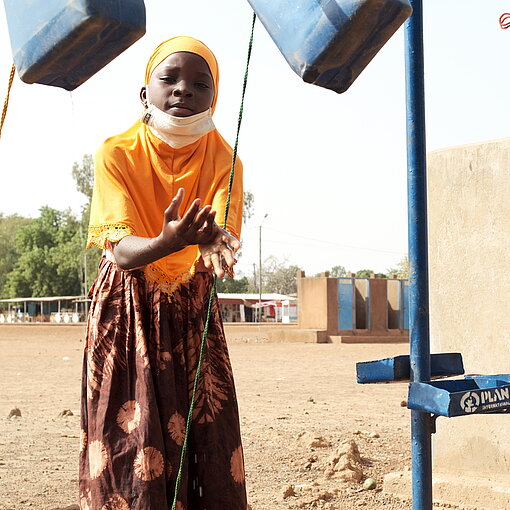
[[455, 385, 510, 415]]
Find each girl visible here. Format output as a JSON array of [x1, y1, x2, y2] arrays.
[[80, 36, 247, 510]]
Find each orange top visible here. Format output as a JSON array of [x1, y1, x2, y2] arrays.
[[87, 37, 243, 295]]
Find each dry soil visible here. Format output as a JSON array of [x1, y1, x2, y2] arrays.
[[0, 325, 463, 510]]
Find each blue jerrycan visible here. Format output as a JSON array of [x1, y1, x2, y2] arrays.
[[247, 0, 412, 93], [3, 0, 146, 91]]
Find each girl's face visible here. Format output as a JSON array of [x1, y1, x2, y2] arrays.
[[141, 52, 214, 117]]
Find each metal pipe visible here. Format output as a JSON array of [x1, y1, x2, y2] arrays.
[[404, 1, 432, 509], [259, 224, 262, 321], [258, 214, 268, 322]]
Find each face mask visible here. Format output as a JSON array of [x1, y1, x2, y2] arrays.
[[141, 88, 215, 149]]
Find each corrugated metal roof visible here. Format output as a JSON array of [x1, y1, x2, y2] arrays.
[[218, 293, 296, 301], [0, 296, 85, 303], [0, 293, 297, 303]]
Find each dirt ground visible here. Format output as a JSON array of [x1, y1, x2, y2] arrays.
[[0, 325, 456, 510]]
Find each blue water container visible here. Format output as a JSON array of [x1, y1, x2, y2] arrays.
[[3, 0, 146, 90], [247, 0, 412, 93]]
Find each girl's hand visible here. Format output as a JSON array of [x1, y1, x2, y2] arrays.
[[199, 227, 241, 278], [156, 188, 217, 252]]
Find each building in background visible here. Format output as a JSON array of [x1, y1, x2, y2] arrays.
[[218, 293, 297, 323], [297, 271, 409, 343], [0, 296, 88, 323], [0, 293, 299, 325]]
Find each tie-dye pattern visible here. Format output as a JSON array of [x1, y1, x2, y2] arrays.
[[79, 256, 247, 510]]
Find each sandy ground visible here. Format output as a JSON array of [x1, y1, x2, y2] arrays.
[[0, 324, 447, 510]]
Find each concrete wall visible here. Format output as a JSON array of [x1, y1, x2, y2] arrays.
[[354, 279, 368, 329], [297, 275, 338, 332], [428, 139, 510, 480], [369, 279, 388, 330], [387, 279, 400, 329], [223, 323, 328, 344]]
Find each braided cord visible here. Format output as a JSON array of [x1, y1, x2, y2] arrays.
[[171, 12, 257, 509], [0, 65, 16, 140]]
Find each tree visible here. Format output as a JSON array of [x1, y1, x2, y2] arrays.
[[216, 276, 250, 293], [72, 154, 102, 289], [1, 154, 103, 298], [4, 207, 83, 297], [72, 154, 94, 202], [329, 265, 347, 277], [355, 269, 373, 278], [262, 256, 302, 295], [242, 191, 254, 224], [387, 255, 409, 278], [0, 214, 32, 297], [355, 269, 387, 278]]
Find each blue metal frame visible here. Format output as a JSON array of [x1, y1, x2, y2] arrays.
[[356, 353, 464, 384], [405, 1, 432, 508], [409, 378, 510, 417]]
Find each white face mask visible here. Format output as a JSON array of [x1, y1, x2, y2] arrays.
[[141, 87, 215, 149]]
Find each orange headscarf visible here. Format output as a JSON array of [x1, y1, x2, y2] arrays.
[[87, 37, 243, 295]]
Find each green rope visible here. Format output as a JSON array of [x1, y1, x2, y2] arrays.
[[222, 12, 257, 228], [171, 12, 257, 510]]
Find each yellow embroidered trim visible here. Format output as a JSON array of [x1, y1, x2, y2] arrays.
[[87, 224, 137, 249], [144, 262, 197, 297], [88, 223, 235, 295]]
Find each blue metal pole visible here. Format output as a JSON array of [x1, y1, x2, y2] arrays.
[[404, 1, 432, 509]]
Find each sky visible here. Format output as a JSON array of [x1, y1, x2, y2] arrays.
[[1, 1, 510, 279]]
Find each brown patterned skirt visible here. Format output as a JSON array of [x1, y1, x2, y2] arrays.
[[79, 256, 247, 510]]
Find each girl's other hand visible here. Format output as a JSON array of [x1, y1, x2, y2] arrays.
[[199, 227, 240, 278]]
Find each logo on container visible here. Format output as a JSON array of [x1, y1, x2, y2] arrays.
[[460, 391, 479, 413]]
